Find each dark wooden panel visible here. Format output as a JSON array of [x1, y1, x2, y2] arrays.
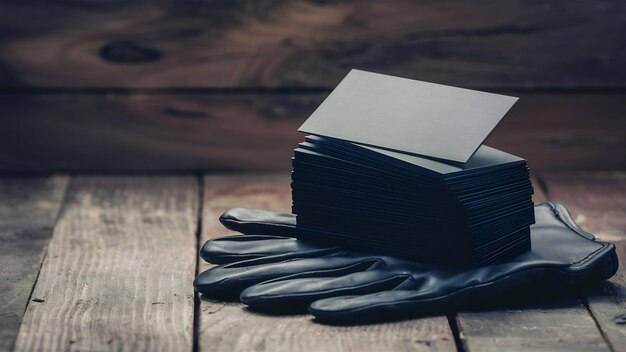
[[541, 172, 626, 239], [541, 172, 626, 350], [0, 176, 68, 351], [14, 176, 198, 351], [199, 173, 457, 352], [0, 93, 624, 172], [0, 93, 314, 171], [0, 0, 624, 89], [487, 94, 626, 171]]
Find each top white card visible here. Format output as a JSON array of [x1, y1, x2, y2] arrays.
[[298, 69, 518, 163]]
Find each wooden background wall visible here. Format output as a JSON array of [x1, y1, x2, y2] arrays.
[[1, 0, 625, 172]]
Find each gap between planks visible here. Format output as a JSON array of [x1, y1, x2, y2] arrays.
[[0, 175, 69, 351], [193, 174, 204, 352]]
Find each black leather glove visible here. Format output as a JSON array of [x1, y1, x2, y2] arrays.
[[194, 202, 618, 323]]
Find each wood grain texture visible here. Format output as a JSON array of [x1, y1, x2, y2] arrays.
[[0, 93, 624, 172], [199, 173, 456, 352], [13, 176, 199, 351], [542, 172, 626, 351], [0, 0, 624, 89], [457, 296, 610, 352], [0, 176, 68, 352], [456, 179, 611, 352], [0, 93, 310, 172]]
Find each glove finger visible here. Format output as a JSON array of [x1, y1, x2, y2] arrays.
[[240, 270, 421, 310], [200, 235, 338, 264], [220, 208, 296, 237], [308, 289, 441, 324], [194, 255, 384, 297]]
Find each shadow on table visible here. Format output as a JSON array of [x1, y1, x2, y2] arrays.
[[197, 280, 622, 326]]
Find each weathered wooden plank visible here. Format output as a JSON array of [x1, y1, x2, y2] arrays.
[[455, 179, 611, 352], [456, 296, 610, 352], [0, 176, 68, 351], [199, 173, 456, 352], [0, 0, 625, 89], [542, 172, 626, 351], [13, 176, 199, 351], [0, 93, 624, 172]]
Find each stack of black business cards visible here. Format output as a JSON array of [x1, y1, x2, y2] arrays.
[[291, 69, 535, 267], [292, 135, 534, 266]]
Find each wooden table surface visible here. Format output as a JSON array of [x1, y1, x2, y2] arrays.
[[1, 172, 624, 352]]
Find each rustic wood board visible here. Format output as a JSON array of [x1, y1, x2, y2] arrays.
[[456, 296, 610, 352], [0, 1, 624, 89], [1, 93, 624, 172], [13, 176, 199, 351], [0, 176, 68, 351], [541, 172, 626, 351], [198, 173, 456, 352], [455, 179, 611, 352]]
